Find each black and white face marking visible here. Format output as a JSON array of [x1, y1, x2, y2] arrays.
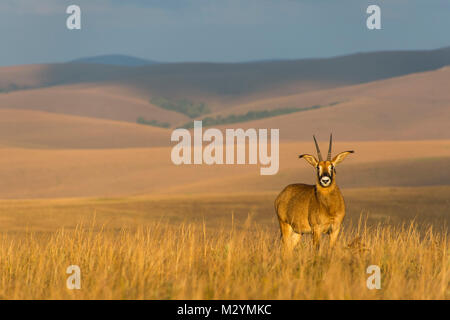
[[317, 161, 334, 188], [320, 175, 331, 186]]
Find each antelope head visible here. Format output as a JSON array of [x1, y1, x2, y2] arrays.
[[299, 134, 354, 188]]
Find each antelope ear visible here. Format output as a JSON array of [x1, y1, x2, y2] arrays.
[[331, 150, 354, 166], [299, 154, 318, 167]]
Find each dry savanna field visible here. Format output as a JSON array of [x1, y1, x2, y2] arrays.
[[0, 54, 449, 299], [0, 181, 448, 299], [0, 212, 447, 300]]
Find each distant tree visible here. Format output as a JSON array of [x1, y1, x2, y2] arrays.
[[136, 116, 170, 128]]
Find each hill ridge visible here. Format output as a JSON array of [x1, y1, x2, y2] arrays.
[[69, 54, 159, 66], [2, 46, 450, 100]]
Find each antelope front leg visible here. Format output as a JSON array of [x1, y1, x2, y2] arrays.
[[329, 225, 341, 248], [312, 226, 322, 250]]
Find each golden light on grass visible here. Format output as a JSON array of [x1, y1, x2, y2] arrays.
[[0, 218, 447, 300]]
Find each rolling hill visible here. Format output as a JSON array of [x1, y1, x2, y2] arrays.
[[0, 83, 189, 125], [1, 46, 450, 102], [70, 54, 159, 66], [211, 65, 450, 141], [0, 47, 449, 199], [0, 108, 170, 149], [1, 64, 449, 143], [0, 140, 448, 199]]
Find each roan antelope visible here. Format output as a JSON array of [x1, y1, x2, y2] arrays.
[[275, 134, 354, 249]]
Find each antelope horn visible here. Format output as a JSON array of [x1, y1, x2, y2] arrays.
[[327, 133, 333, 161], [313, 135, 323, 161]]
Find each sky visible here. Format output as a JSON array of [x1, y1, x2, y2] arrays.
[[1, 0, 450, 66]]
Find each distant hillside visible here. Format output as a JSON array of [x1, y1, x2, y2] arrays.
[[1, 66, 450, 142], [0, 108, 170, 149], [70, 54, 159, 67], [1, 46, 450, 102], [216, 66, 450, 141]]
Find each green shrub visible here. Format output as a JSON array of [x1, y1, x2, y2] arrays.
[[181, 102, 339, 128], [151, 97, 209, 118], [136, 116, 170, 128]]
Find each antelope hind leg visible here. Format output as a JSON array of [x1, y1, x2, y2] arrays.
[[279, 220, 295, 249]]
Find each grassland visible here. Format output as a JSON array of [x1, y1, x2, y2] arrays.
[[0, 217, 447, 299], [0, 188, 447, 299]]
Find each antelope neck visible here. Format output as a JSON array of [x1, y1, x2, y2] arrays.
[[315, 182, 338, 204]]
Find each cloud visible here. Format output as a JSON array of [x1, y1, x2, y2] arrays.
[[1, 0, 449, 66], [0, 0, 66, 15]]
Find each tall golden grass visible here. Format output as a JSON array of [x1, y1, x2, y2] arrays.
[[0, 217, 447, 300]]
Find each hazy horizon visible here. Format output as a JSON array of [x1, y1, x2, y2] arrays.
[[2, 0, 450, 66], [2, 44, 450, 67]]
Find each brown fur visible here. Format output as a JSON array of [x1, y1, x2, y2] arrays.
[[275, 148, 354, 249]]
